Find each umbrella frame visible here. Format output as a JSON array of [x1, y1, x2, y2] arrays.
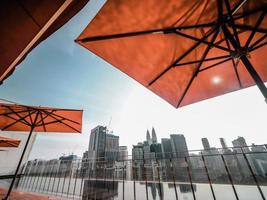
[[1, 105, 81, 200]]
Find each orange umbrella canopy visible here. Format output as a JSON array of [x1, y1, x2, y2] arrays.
[[0, 136, 21, 148], [0, 0, 89, 84], [0, 102, 83, 133], [76, 0, 267, 108]]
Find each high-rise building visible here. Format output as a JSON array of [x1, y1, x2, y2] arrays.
[[88, 126, 107, 161], [170, 134, 189, 158], [105, 133, 119, 161], [232, 136, 249, 153], [132, 143, 144, 180], [88, 125, 119, 178], [146, 130, 151, 141], [161, 138, 172, 158], [118, 146, 128, 161], [150, 143, 162, 159], [201, 138, 211, 150], [170, 134, 189, 181], [219, 138, 228, 149], [152, 127, 157, 144]]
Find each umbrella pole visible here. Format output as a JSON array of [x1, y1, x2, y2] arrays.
[[240, 55, 267, 102], [3, 112, 39, 200]]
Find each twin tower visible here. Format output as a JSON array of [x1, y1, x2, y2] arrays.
[[146, 127, 158, 144]]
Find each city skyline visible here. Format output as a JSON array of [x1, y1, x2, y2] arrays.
[[28, 125, 267, 161]]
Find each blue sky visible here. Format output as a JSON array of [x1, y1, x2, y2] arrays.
[[1, 0, 267, 159]]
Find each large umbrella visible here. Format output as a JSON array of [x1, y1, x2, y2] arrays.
[[76, 0, 267, 108], [0, 0, 89, 85], [0, 136, 21, 148], [0, 101, 83, 200]]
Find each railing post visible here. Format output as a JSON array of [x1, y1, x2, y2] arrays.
[[143, 157, 149, 200], [201, 152, 216, 200], [184, 156, 196, 200], [42, 161, 51, 192], [32, 161, 43, 192], [66, 160, 74, 198], [156, 159, 163, 199], [38, 161, 48, 192], [122, 160, 125, 200], [221, 154, 239, 200], [55, 160, 62, 196], [20, 161, 31, 189], [27, 161, 37, 191], [61, 160, 69, 197], [170, 158, 178, 200], [132, 160, 136, 200], [47, 160, 57, 193], [241, 148, 266, 200], [51, 160, 60, 194], [73, 160, 79, 198]]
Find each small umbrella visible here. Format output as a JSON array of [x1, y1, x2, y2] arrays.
[[0, 100, 83, 200], [0, 136, 21, 148], [76, 0, 267, 108]]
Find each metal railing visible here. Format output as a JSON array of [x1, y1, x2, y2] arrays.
[[16, 145, 267, 200]]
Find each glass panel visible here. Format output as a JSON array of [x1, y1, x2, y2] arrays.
[[172, 157, 194, 200], [224, 153, 262, 200], [189, 155, 214, 200], [246, 150, 267, 198]]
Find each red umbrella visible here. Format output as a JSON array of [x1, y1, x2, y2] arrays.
[[76, 0, 267, 108], [0, 100, 83, 199], [0, 0, 89, 84], [0, 136, 21, 148]]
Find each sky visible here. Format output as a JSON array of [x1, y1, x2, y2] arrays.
[[0, 0, 267, 160]]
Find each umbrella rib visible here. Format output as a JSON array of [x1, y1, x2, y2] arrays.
[[174, 55, 231, 67], [235, 24, 267, 34], [1, 114, 31, 127], [233, 4, 267, 21], [0, 109, 30, 116], [39, 112, 47, 132], [231, 0, 247, 15], [3, 106, 31, 126], [173, 30, 232, 53], [0, 140, 18, 147], [35, 110, 55, 127], [225, 37, 242, 88], [1, 110, 36, 131], [198, 57, 232, 72], [15, 0, 42, 29], [177, 27, 221, 108], [27, 108, 34, 125], [245, 11, 267, 48], [149, 26, 218, 86], [224, 0, 241, 47], [40, 110, 81, 132], [249, 40, 267, 52], [76, 23, 215, 43], [249, 34, 267, 50], [47, 111, 81, 125]]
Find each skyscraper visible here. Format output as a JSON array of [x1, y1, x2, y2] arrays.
[[170, 134, 189, 181], [88, 125, 119, 177], [161, 138, 172, 158], [232, 136, 249, 152], [170, 134, 189, 158], [219, 138, 228, 149], [152, 127, 157, 144], [146, 130, 151, 142], [201, 138, 211, 150]]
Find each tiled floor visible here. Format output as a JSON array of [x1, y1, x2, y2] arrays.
[[0, 188, 62, 200]]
